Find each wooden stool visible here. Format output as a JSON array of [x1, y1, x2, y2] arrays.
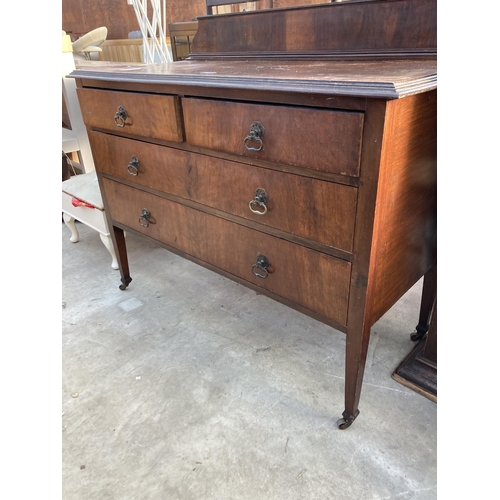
[[62, 173, 118, 269]]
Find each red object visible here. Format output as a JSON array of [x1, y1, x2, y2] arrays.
[[71, 197, 95, 209]]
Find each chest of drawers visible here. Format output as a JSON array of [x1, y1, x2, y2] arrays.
[[72, 0, 437, 428]]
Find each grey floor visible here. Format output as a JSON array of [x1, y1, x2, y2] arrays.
[[62, 221, 437, 500]]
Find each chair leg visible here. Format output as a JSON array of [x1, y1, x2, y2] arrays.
[[63, 213, 79, 242], [99, 233, 119, 270]]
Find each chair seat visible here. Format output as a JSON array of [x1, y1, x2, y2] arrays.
[[62, 172, 104, 210]]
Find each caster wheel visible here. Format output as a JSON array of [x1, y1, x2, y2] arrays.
[[337, 417, 353, 430], [411, 325, 427, 342], [119, 277, 132, 290], [337, 410, 360, 430]]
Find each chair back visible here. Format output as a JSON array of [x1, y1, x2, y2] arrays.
[[62, 33, 95, 172]]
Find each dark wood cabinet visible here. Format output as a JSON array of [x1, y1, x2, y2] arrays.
[[72, 0, 437, 429], [393, 265, 437, 401]]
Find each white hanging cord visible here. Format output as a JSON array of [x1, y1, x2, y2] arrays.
[[63, 152, 79, 177]]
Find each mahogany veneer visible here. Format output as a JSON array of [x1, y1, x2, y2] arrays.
[[71, 0, 437, 429]]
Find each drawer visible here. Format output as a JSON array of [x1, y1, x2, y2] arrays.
[[102, 179, 351, 326], [77, 88, 183, 143], [183, 98, 364, 176], [91, 132, 357, 252]]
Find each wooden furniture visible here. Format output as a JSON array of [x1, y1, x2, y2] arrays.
[[393, 265, 437, 402], [168, 21, 199, 61], [99, 38, 175, 64], [63, 0, 206, 40], [99, 39, 144, 63], [71, 0, 437, 429]]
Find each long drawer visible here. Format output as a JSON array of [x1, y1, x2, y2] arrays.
[[91, 131, 357, 252], [183, 98, 364, 176], [77, 88, 183, 143], [102, 179, 351, 326]]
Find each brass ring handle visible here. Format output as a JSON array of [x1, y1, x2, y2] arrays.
[[127, 156, 140, 176], [244, 121, 265, 152], [248, 188, 268, 215], [252, 254, 270, 279], [249, 200, 267, 215], [114, 105, 127, 127], [138, 208, 151, 228], [244, 135, 263, 152]]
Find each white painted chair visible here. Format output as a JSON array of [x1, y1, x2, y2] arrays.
[[62, 31, 95, 173], [72, 26, 108, 61], [62, 31, 118, 270], [62, 173, 118, 269]]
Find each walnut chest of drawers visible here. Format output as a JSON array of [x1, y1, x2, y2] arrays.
[[72, 0, 437, 428]]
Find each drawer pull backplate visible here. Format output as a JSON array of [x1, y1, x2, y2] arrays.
[[127, 156, 140, 176], [244, 121, 265, 152], [114, 105, 127, 127], [138, 208, 151, 228], [249, 187, 268, 215], [252, 254, 270, 279]]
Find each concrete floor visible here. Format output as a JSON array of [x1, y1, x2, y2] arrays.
[[62, 221, 437, 500]]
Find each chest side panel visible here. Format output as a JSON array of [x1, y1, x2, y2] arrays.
[[369, 90, 437, 324]]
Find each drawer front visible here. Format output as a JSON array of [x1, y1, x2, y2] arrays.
[[77, 88, 183, 142], [103, 179, 351, 325], [183, 98, 364, 176], [91, 132, 357, 252]]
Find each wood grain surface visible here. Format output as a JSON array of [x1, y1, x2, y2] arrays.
[[103, 178, 351, 325], [183, 98, 363, 176], [90, 131, 358, 252], [77, 88, 183, 142]]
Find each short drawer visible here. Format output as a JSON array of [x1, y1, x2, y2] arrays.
[[91, 132, 357, 252], [102, 179, 351, 326], [77, 88, 183, 142], [183, 98, 364, 176]]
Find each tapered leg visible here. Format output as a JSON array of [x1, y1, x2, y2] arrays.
[[63, 213, 79, 243], [337, 322, 371, 429], [112, 226, 132, 290], [411, 265, 437, 341]]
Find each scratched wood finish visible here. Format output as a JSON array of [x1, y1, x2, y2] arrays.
[[76, 88, 183, 143], [73, 58, 436, 99], [103, 178, 351, 325], [191, 0, 437, 58], [183, 98, 363, 176], [89, 131, 358, 252]]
